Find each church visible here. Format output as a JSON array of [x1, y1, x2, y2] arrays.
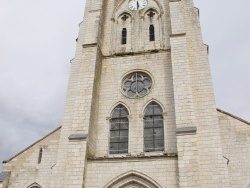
[[0, 0, 250, 187]]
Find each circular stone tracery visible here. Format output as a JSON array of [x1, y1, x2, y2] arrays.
[[122, 72, 152, 98]]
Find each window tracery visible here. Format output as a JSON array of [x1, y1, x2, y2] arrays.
[[147, 11, 156, 18], [121, 14, 129, 21], [122, 72, 152, 98]]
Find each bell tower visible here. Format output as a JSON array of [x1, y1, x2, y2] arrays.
[[50, 0, 230, 187]]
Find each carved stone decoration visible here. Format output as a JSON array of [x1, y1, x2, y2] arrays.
[[147, 11, 156, 18], [122, 72, 152, 98], [121, 14, 129, 21]]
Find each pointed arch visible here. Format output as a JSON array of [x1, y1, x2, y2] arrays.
[[143, 101, 164, 152], [27, 183, 42, 188], [140, 0, 164, 18], [109, 104, 129, 154], [120, 180, 149, 187], [142, 7, 161, 18], [117, 11, 134, 22], [112, 1, 135, 19], [109, 101, 131, 116], [103, 170, 163, 188], [142, 99, 166, 114]]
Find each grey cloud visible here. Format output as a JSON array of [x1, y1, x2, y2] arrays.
[[194, 0, 250, 121], [0, 0, 85, 171]]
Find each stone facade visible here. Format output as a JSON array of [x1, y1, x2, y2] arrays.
[[1, 0, 249, 187]]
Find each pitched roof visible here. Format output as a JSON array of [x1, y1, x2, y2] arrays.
[[217, 108, 250, 125], [3, 126, 61, 164]]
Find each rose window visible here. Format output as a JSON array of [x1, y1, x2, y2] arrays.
[[122, 72, 152, 98]]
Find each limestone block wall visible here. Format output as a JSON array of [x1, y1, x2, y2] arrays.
[[93, 52, 176, 157], [84, 157, 178, 187], [49, 0, 104, 186], [101, 0, 171, 56], [2, 128, 61, 188], [218, 110, 250, 188], [169, 0, 231, 186]]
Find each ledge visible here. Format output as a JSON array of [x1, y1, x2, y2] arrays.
[[176, 126, 197, 135], [170, 33, 186, 38], [68, 134, 88, 141], [82, 43, 98, 48], [103, 48, 171, 58], [88, 154, 178, 161], [169, 0, 181, 2], [0, 171, 10, 182]]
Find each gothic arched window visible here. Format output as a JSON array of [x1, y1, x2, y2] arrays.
[[109, 104, 129, 154], [149, 24, 155, 41], [121, 28, 127, 44], [144, 102, 164, 152]]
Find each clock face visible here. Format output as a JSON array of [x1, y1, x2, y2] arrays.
[[129, 0, 148, 10]]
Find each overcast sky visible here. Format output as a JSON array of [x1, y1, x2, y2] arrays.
[[0, 1, 249, 172]]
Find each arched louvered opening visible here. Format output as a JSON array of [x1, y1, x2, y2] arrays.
[[144, 102, 164, 152], [109, 104, 129, 154], [121, 28, 127, 44], [149, 24, 155, 41]]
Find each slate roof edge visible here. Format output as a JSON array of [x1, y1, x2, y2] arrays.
[[0, 171, 10, 182], [3, 126, 61, 164], [217, 108, 250, 125]]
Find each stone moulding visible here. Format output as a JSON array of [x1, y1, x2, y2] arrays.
[[68, 134, 88, 141], [169, 33, 186, 38], [88, 154, 178, 161], [103, 170, 164, 188], [82, 43, 98, 48], [169, 0, 181, 2], [103, 48, 171, 58], [176, 126, 197, 135]]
